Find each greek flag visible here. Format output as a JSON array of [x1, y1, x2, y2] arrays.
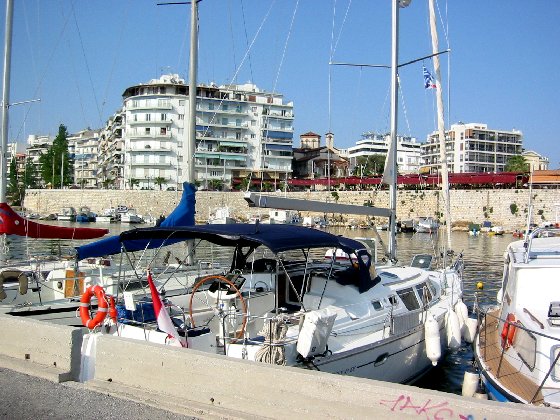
[[423, 66, 436, 89]]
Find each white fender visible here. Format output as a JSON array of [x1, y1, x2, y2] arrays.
[[424, 316, 441, 366], [462, 370, 479, 397], [496, 288, 503, 304], [455, 300, 468, 329], [463, 316, 478, 344], [446, 309, 461, 350]]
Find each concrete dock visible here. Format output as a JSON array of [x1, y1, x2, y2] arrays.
[[1, 314, 558, 419]]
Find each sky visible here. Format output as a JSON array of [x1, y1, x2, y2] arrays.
[[1, 0, 559, 168]]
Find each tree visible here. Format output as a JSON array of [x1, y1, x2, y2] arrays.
[[505, 155, 529, 173], [154, 176, 167, 190], [7, 157, 23, 206], [38, 124, 74, 188], [208, 179, 223, 191], [129, 178, 140, 190], [354, 154, 385, 176], [24, 158, 39, 189]]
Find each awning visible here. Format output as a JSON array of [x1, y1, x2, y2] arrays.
[[194, 153, 220, 159], [264, 144, 292, 152], [263, 130, 293, 140], [219, 141, 246, 147], [221, 154, 246, 161]]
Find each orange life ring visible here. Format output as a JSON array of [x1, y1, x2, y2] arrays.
[[500, 313, 517, 349], [80, 285, 116, 329]]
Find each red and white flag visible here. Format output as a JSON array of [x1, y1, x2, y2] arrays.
[[147, 269, 187, 347]]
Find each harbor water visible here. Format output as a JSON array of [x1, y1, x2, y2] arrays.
[[2, 222, 514, 396]]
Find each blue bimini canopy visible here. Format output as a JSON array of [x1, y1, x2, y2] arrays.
[[116, 224, 375, 293], [75, 182, 196, 260], [117, 223, 361, 254]]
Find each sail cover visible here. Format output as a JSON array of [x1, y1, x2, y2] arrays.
[[75, 182, 196, 260], [0, 202, 108, 240]]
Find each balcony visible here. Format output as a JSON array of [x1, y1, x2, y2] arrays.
[[128, 118, 172, 126], [199, 119, 249, 129], [130, 159, 173, 167], [197, 106, 248, 116], [127, 100, 173, 110], [127, 132, 172, 139]]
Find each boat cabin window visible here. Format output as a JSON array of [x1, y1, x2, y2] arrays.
[[388, 295, 398, 307], [553, 346, 560, 382], [513, 323, 536, 371], [396, 287, 420, 311], [371, 300, 383, 310], [415, 282, 433, 305]]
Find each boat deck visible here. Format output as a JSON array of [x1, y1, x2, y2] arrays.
[[478, 309, 543, 404]]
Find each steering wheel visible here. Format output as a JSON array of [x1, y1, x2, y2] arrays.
[[189, 274, 248, 339]]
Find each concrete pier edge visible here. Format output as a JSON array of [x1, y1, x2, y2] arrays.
[[1, 308, 558, 418]]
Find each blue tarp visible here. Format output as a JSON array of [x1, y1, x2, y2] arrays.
[[75, 182, 196, 260]]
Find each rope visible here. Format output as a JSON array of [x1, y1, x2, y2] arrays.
[[254, 317, 288, 365]]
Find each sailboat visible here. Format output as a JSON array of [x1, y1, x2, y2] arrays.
[[0, 0, 110, 311], [76, 0, 465, 385]]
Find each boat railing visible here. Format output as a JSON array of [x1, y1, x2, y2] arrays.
[[391, 308, 424, 336], [523, 227, 560, 263], [474, 296, 560, 404]]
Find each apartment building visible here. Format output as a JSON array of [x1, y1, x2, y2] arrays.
[[421, 122, 523, 173], [344, 131, 421, 174], [68, 129, 100, 188], [25, 135, 53, 187], [120, 74, 294, 190], [97, 113, 124, 189]]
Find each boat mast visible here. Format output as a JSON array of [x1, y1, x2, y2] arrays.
[[0, 0, 14, 203], [428, 0, 452, 251], [388, 0, 401, 261], [186, 0, 198, 185]]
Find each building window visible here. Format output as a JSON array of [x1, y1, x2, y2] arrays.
[[179, 100, 185, 106], [146, 114, 151, 122], [160, 127, 167, 135], [178, 114, 185, 120], [161, 113, 167, 121], [221, 118, 228, 126], [145, 128, 151, 135], [208, 103, 214, 110], [251, 106, 257, 112]]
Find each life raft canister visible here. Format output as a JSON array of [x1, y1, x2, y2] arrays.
[[80, 285, 116, 329], [500, 313, 517, 349]]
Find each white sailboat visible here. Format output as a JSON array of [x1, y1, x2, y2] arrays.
[[79, 0, 465, 386]]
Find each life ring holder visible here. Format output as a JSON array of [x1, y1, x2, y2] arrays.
[[80, 285, 117, 329], [500, 313, 517, 349], [189, 275, 247, 340]]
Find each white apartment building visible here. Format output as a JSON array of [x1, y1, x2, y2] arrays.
[[120, 74, 294, 190], [421, 122, 523, 173], [26, 134, 53, 187], [68, 129, 100, 188], [97, 113, 124, 189], [344, 131, 421, 174]]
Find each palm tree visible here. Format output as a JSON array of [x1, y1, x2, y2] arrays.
[[154, 177, 167, 190], [129, 178, 140, 190], [505, 155, 529, 173]]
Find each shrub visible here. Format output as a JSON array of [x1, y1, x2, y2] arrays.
[[510, 203, 518, 215]]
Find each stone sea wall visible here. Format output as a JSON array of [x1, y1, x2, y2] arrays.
[[23, 188, 560, 231]]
